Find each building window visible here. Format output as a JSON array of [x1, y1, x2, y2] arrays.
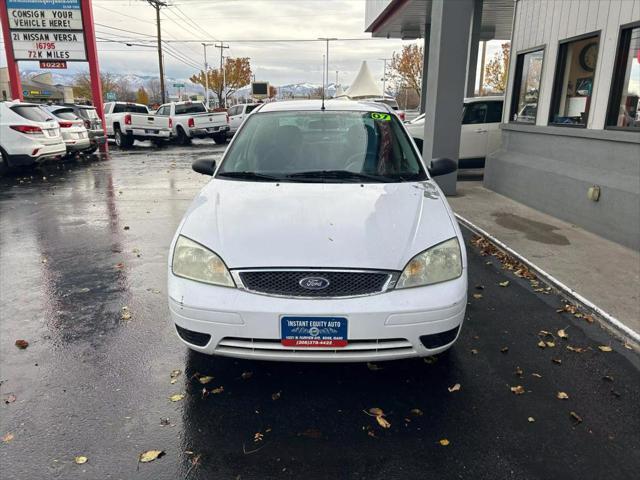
[[549, 35, 600, 126], [607, 25, 640, 130], [510, 49, 544, 123]]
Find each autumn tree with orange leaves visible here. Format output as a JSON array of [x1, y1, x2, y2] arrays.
[[389, 44, 423, 97], [483, 42, 510, 93], [190, 57, 251, 108]]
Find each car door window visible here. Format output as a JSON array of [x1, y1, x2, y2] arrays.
[[485, 102, 503, 123], [462, 103, 488, 124], [156, 106, 168, 116]]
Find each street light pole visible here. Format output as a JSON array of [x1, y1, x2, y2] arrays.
[[202, 43, 213, 109], [318, 38, 337, 97], [215, 43, 230, 107], [378, 58, 391, 98]]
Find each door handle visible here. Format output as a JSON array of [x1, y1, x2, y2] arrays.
[[474, 128, 487, 133]]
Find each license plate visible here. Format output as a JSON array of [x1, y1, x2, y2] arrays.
[[281, 316, 347, 347], [145, 129, 155, 134]]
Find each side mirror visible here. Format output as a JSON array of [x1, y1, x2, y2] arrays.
[[192, 159, 216, 175], [428, 157, 457, 177]]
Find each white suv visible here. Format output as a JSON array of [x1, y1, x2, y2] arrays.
[[0, 101, 66, 174], [168, 100, 467, 362]]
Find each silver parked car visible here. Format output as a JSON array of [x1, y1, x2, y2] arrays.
[[44, 106, 92, 156]]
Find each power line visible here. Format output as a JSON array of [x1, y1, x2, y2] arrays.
[[172, 4, 215, 41]]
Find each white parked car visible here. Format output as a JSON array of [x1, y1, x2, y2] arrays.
[[103, 101, 172, 148], [0, 101, 66, 174], [156, 101, 229, 145], [227, 103, 261, 136], [45, 106, 91, 155], [406, 96, 504, 168], [168, 100, 467, 362]]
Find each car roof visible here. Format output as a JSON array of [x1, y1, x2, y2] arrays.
[[464, 95, 504, 103], [257, 99, 391, 113]]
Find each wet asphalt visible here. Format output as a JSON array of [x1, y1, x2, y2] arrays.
[[1, 141, 639, 480]]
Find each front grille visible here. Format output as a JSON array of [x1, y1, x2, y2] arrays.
[[238, 270, 393, 298]]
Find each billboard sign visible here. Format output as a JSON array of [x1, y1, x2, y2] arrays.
[[5, 0, 86, 61], [6, 0, 83, 30], [252, 81, 269, 99]]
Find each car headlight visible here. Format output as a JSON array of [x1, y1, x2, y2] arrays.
[[172, 235, 235, 287], [396, 238, 462, 289]]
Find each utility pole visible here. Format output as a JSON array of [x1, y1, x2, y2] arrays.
[[202, 43, 213, 109], [215, 43, 229, 107], [147, 0, 167, 103], [378, 58, 391, 98], [318, 38, 337, 97]]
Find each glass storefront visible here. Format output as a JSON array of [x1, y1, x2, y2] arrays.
[[607, 26, 640, 130], [510, 50, 544, 123]]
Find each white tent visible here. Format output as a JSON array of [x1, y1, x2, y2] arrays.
[[334, 85, 346, 98], [344, 61, 382, 99]]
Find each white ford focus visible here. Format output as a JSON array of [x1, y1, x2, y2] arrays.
[[168, 100, 467, 362]]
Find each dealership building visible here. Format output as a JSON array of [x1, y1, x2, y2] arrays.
[[365, 0, 640, 250]]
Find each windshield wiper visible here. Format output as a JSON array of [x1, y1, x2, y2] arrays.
[[216, 171, 282, 182], [286, 170, 393, 183]]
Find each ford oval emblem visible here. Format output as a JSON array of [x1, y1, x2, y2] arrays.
[[299, 277, 330, 290]]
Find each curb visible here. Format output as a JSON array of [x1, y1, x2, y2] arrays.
[[455, 213, 640, 346]]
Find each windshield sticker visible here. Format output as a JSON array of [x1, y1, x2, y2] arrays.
[[370, 112, 391, 121]]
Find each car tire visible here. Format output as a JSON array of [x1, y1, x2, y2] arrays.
[[151, 139, 165, 148], [212, 134, 227, 145], [115, 128, 133, 149], [0, 150, 9, 176], [177, 127, 191, 146]]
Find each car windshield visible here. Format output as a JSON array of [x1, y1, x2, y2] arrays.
[[175, 103, 206, 115], [217, 110, 426, 183]]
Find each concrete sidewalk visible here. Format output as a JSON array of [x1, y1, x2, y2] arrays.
[[449, 179, 640, 337]]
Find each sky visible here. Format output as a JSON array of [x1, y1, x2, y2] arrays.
[[0, 0, 503, 88]]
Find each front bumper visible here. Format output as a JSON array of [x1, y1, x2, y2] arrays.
[[168, 272, 467, 362]]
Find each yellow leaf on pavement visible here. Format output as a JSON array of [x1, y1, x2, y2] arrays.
[[557, 391, 569, 400], [2, 433, 14, 443], [447, 383, 461, 393], [169, 393, 185, 402], [499, 281, 510, 287], [439, 439, 450, 446], [537, 340, 546, 348], [510, 385, 525, 395], [557, 329, 568, 339], [368, 407, 385, 416], [598, 346, 613, 352], [197, 376, 214, 385], [74, 456, 88, 465], [527, 417, 535, 423], [376, 416, 391, 429], [139, 450, 165, 463]]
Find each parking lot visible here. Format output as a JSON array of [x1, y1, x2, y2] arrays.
[[1, 143, 639, 480]]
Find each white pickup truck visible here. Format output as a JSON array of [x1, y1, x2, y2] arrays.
[[156, 101, 229, 145], [103, 101, 172, 148]]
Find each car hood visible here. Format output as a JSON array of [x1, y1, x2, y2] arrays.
[[178, 179, 458, 270]]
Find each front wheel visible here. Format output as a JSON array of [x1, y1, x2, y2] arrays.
[[115, 129, 133, 149], [212, 134, 227, 145]]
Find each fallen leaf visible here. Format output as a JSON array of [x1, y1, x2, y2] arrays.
[[557, 391, 569, 400], [139, 450, 165, 463], [123, 225, 130, 230], [511, 385, 525, 395], [527, 417, 535, 423], [611, 390, 621, 398], [241, 371, 253, 380], [447, 383, 461, 393], [499, 281, 510, 287], [170, 369, 181, 384], [211, 386, 224, 394], [169, 393, 185, 402], [598, 345, 613, 352], [472, 293, 483, 299], [602, 375, 614, 382], [537, 341, 546, 348], [114, 262, 125, 269], [2, 433, 14, 443], [500, 347, 509, 353], [546, 341, 556, 348], [4, 394, 16, 404], [623, 342, 633, 350], [439, 439, 450, 446], [201, 387, 209, 399], [566, 346, 585, 353], [367, 362, 383, 371], [121, 306, 131, 321], [254, 432, 264, 442], [552, 358, 562, 365], [515, 366, 524, 376], [197, 376, 214, 385], [531, 373, 542, 378], [271, 391, 281, 401], [368, 407, 385, 416], [470, 348, 479, 355], [583, 314, 594, 323], [410, 408, 424, 416], [160, 418, 170, 426], [376, 416, 391, 429], [569, 411, 583, 423], [557, 329, 568, 339], [14, 340, 29, 349], [74, 456, 88, 465]]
